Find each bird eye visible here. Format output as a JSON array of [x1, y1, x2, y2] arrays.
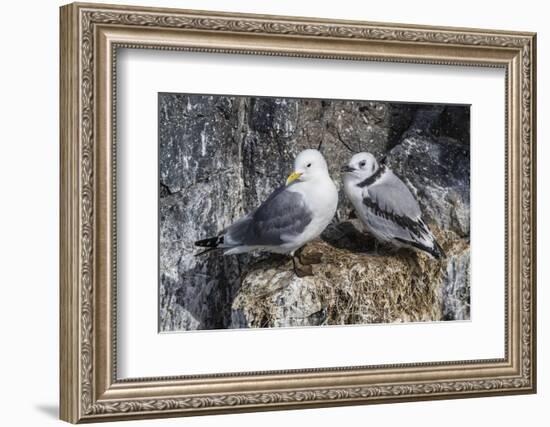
[[307, 163, 312, 168], [359, 161, 366, 167]]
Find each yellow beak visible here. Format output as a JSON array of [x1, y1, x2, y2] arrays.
[[286, 171, 302, 186]]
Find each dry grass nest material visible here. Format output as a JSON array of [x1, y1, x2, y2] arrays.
[[233, 227, 469, 327]]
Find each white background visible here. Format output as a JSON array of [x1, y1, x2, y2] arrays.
[[118, 50, 505, 377], [0, 0, 546, 426]]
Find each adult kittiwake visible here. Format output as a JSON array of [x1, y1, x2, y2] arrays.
[[342, 152, 445, 259], [195, 149, 339, 276]]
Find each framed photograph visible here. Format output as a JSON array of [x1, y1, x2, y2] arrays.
[[60, 2, 537, 423]]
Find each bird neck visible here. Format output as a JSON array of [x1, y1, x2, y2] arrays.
[[289, 173, 336, 196], [356, 165, 386, 188]]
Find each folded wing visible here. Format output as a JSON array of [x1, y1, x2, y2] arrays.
[[362, 170, 443, 257], [225, 186, 313, 247]]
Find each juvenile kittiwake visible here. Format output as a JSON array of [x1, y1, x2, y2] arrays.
[[342, 152, 445, 259], [195, 149, 339, 277]]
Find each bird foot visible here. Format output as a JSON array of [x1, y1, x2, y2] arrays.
[[294, 263, 314, 278], [299, 251, 323, 265], [290, 254, 314, 277], [367, 240, 382, 256]]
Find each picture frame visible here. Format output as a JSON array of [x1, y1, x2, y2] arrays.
[[59, 2, 537, 423]]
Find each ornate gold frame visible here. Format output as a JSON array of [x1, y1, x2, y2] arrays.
[[60, 2, 537, 423]]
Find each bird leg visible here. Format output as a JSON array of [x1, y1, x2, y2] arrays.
[[374, 239, 380, 255], [299, 251, 323, 265], [371, 239, 394, 256], [294, 246, 322, 266], [291, 254, 314, 278]]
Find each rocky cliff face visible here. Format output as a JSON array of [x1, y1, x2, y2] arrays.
[[159, 94, 470, 331]]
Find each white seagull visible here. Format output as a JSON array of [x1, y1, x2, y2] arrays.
[[195, 149, 339, 276], [342, 152, 445, 259]]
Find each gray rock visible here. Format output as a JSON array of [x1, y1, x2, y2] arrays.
[[441, 245, 471, 320], [159, 94, 246, 331]]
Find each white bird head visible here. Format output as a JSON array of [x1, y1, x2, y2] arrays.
[[342, 152, 379, 183], [286, 149, 330, 185]]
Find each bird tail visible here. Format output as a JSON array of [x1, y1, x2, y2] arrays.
[[395, 237, 445, 260], [194, 235, 224, 256], [431, 239, 446, 260]]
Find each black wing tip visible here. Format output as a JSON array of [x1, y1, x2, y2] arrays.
[[194, 236, 224, 257], [194, 235, 223, 248], [194, 247, 218, 257], [420, 239, 446, 259], [194, 238, 211, 247], [432, 240, 446, 259], [394, 237, 446, 260]]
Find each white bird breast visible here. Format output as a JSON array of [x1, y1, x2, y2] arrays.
[[286, 176, 339, 249], [343, 175, 366, 212]]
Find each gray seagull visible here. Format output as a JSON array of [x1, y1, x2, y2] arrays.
[[195, 149, 339, 276], [342, 152, 445, 259]]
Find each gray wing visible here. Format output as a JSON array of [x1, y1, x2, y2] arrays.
[[363, 171, 432, 244], [367, 170, 421, 219], [224, 186, 313, 247]]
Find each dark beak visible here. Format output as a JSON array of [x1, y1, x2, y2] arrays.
[[341, 165, 355, 173]]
